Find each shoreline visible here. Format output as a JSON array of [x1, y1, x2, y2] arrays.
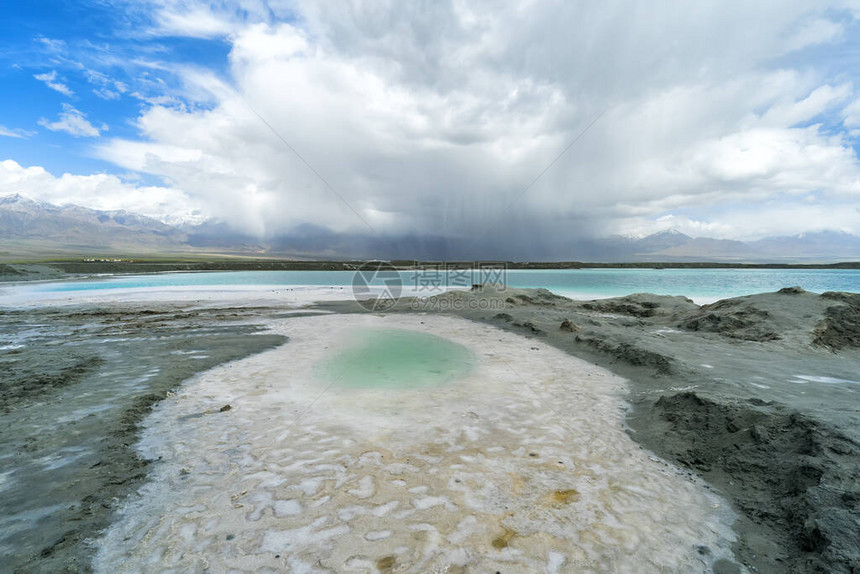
[[2, 259, 860, 285]]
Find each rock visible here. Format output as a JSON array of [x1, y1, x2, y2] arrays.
[[559, 319, 579, 332], [680, 305, 780, 342], [576, 294, 696, 317], [652, 392, 860, 573], [821, 291, 860, 304], [520, 321, 544, 335], [812, 305, 860, 351], [778, 286, 806, 295], [750, 424, 770, 443], [219, 404, 232, 412], [575, 335, 673, 375], [502, 289, 569, 307], [581, 300, 658, 318]]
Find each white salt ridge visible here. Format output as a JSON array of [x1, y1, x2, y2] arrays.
[[274, 500, 302, 517], [0, 469, 17, 493], [37, 446, 91, 471], [0, 282, 459, 309], [55, 403, 114, 424], [365, 530, 393, 541], [791, 375, 860, 385], [95, 314, 740, 573]]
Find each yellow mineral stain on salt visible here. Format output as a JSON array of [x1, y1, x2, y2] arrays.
[[571, 465, 597, 479], [509, 473, 525, 494], [420, 443, 446, 456], [376, 555, 396, 572], [550, 489, 581, 505], [491, 527, 517, 549]]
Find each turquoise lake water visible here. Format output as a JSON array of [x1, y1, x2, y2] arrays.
[[318, 328, 474, 389], [29, 268, 860, 302]]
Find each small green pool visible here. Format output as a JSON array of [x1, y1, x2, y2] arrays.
[[318, 328, 474, 389]]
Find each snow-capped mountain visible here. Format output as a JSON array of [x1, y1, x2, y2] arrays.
[[1, 194, 858, 261], [0, 194, 189, 254]]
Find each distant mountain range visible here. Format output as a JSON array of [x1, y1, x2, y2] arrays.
[[0, 194, 190, 259], [599, 229, 860, 262], [1, 194, 859, 262]]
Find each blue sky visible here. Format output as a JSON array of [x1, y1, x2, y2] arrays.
[[1, 1, 860, 247], [0, 0, 230, 177]]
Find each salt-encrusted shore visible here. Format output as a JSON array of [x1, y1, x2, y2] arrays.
[[94, 313, 739, 573]]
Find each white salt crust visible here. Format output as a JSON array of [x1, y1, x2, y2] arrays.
[[94, 314, 739, 573]]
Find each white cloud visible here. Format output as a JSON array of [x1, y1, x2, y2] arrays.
[[785, 18, 845, 52], [0, 125, 35, 139], [843, 97, 860, 132], [39, 104, 107, 138], [93, 87, 121, 100], [617, 199, 860, 241], [33, 70, 75, 96], [34, 1, 860, 248], [760, 83, 852, 127], [141, 0, 274, 38], [85, 69, 129, 100], [154, 7, 235, 38], [0, 159, 205, 224]]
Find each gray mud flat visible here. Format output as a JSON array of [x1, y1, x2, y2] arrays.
[[320, 287, 860, 574], [0, 305, 286, 573]]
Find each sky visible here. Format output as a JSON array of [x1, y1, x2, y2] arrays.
[[2, 0, 860, 257]]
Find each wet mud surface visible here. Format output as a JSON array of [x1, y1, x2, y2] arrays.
[[0, 305, 286, 573]]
